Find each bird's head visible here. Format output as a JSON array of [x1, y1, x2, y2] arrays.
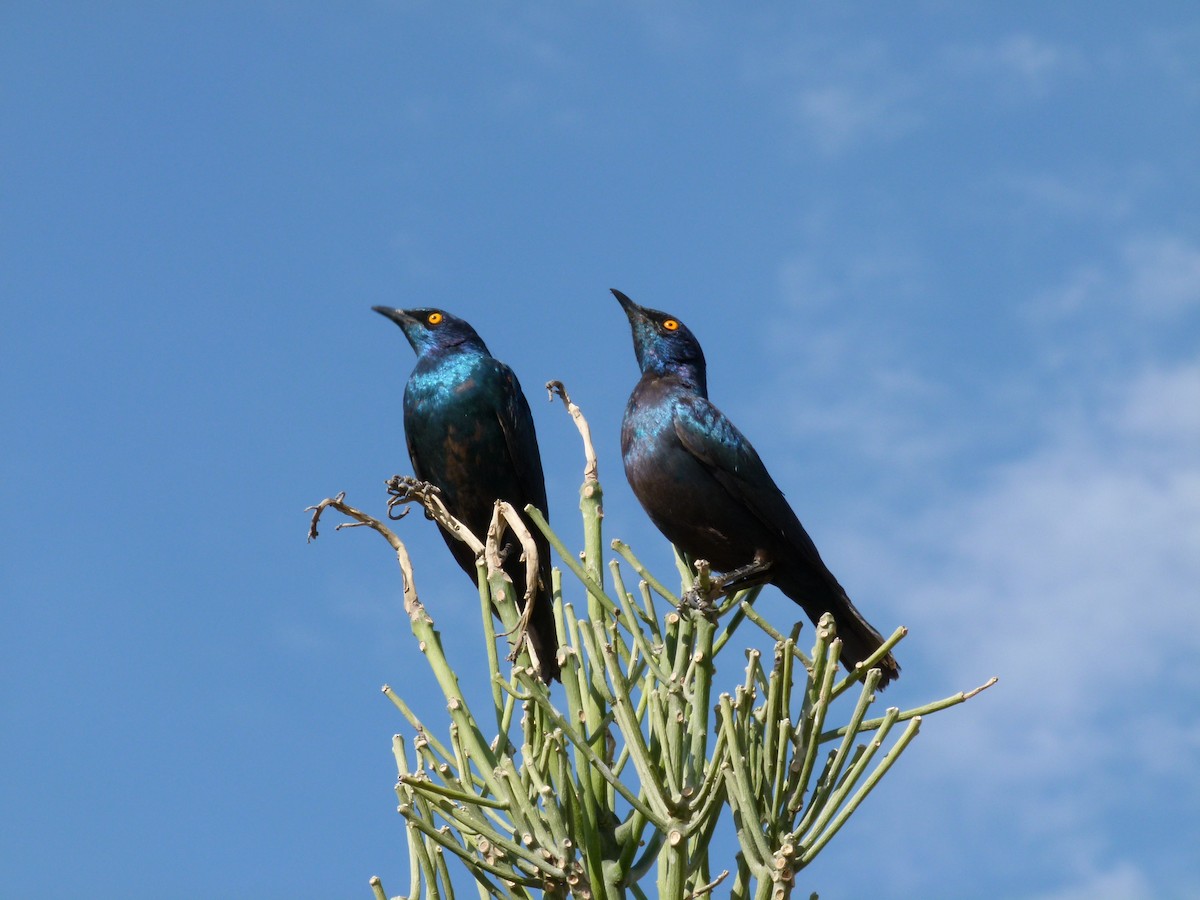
[[612, 289, 707, 394], [372, 306, 489, 356]]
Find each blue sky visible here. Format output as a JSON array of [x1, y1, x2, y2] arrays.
[[3, 4, 1198, 898]]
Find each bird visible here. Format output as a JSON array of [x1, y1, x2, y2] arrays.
[[373, 306, 560, 683], [612, 289, 899, 687]]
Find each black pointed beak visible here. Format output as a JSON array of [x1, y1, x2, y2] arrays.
[[611, 288, 644, 320], [372, 306, 417, 327]]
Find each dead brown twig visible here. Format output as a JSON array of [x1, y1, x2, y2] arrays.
[[547, 380, 598, 484], [306, 491, 421, 617]]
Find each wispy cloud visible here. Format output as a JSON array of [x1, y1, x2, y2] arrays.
[[944, 34, 1085, 99], [764, 222, 1200, 891], [1124, 235, 1200, 316], [740, 35, 923, 155], [793, 81, 921, 155], [749, 29, 1091, 157], [1137, 27, 1200, 100], [1026, 233, 1200, 382], [1026, 862, 1156, 900], [996, 168, 1145, 224], [907, 357, 1200, 699], [894, 360, 1200, 889], [765, 247, 946, 470]]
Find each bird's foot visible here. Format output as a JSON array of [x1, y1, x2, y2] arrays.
[[678, 588, 717, 614], [385, 475, 442, 520], [678, 559, 774, 618], [712, 559, 774, 595], [679, 559, 719, 616]]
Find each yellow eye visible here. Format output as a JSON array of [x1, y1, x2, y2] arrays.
[[427, 312, 443, 325], [662, 319, 680, 331]]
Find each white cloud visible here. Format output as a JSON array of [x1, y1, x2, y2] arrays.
[[997, 169, 1143, 223], [1025, 861, 1156, 900], [994, 34, 1084, 93], [739, 34, 923, 155], [832, 354, 1200, 896], [765, 249, 949, 469], [1138, 27, 1200, 100], [1115, 361, 1200, 445], [484, 7, 575, 72], [1124, 236, 1200, 316], [1027, 232, 1200, 336], [793, 82, 920, 155], [778, 30, 1087, 154], [944, 34, 1085, 99], [910, 358, 1200, 705], [766, 228, 1200, 893]]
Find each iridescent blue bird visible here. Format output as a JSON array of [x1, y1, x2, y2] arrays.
[[613, 289, 899, 687], [373, 306, 559, 682]]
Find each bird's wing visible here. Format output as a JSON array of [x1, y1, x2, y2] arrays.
[[402, 389, 428, 482], [489, 359, 551, 519], [672, 394, 824, 560]]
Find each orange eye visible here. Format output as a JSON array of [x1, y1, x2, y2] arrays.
[[662, 319, 680, 331], [427, 312, 443, 325]]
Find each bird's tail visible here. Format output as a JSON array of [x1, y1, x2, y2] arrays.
[[526, 579, 561, 684], [776, 571, 900, 689], [831, 603, 900, 688], [490, 529, 561, 683]]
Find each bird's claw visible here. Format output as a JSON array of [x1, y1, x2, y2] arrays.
[[385, 475, 442, 519], [676, 558, 719, 616], [678, 587, 717, 615]]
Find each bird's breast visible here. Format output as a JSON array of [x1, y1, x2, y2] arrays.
[[620, 379, 775, 571], [621, 391, 703, 496], [621, 395, 676, 461]]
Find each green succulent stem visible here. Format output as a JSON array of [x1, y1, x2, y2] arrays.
[[307, 392, 996, 900]]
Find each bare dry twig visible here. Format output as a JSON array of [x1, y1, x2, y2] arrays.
[[382, 476, 545, 672], [306, 491, 421, 616], [547, 380, 598, 484], [486, 499, 545, 670]]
